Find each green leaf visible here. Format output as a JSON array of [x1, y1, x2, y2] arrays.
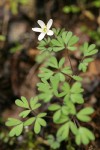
[[58, 72, 65, 81], [47, 135, 54, 143], [62, 31, 68, 44], [67, 145, 75, 150], [30, 97, 41, 110], [50, 74, 60, 96], [61, 82, 70, 95], [83, 127, 95, 141], [24, 117, 35, 126], [19, 0, 28, 4], [19, 110, 31, 118], [54, 115, 69, 124], [52, 46, 65, 52], [64, 100, 76, 115], [86, 49, 98, 56], [61, 67, 72, 75], [61, 106, 69, 115], [48, 104, 61, 111], [65, 31, 73, 45], [75, 134, 81, 145], [78, 62, 87, 72], [47, 57, 58, 69], [76, 107, 94, 122], [67, 46, 77, 51], [81, 132, 89, 145], [47, 135, 61, 149], [37, 80, 53, 102], [9, 123, 23, 137], [77, 107, 94, 116], [51, 39, 62, 47], [15, 96, 29, 109], [59, 57, 65, 68], [34, 120, 41, 134], [37, 113, 47, 118], [63, 5, 80, 14], [72, 75, 82, 81], [38, 67, 53, 80], [56, 37, 64, 47], [92, 1, 100, 8], [35, 51, 50, 64], [53, 110, 61, 122], [57, 122, 70, 140], [0, 35, 6, 41], [71, 82, 83, 93], [69, 121, 78, 135], [68, 35, 79, 47], [77, 115, 91, 122], [63, 6, 71, 13], [83, 58, 94, 63], [75, 127, 95, 145], [82, 42, 98, 57], [6, 118, 22, 127], [38, 92, 53, 102], [37, 118, 47, 127], [71, 94, 84, 104]]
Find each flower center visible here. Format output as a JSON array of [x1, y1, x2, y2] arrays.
[[43, 26, 47, 33]]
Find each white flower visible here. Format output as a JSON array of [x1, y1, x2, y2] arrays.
[[32, 19, 54, 41]]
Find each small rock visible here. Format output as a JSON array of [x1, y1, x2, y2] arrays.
[[8, 20, 28, 43]]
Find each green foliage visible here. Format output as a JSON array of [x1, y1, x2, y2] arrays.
[[56, 121, 78, 140], [47, 135, 62, 149], [6, 27, 98, 149], [63, 0, 100, 16], [38, 29, 79, 52], [10, 44, 23, 53], [75, 127, 95, 145], [79, 58, 94, 72], [81, 42, 98, 57], [0, 35, 6, 41], [63, 5, 80, 14], [6, 97, 47, 136], [35, 51, 51, 64], [10, 0, 29, 15], [6, 118, 23, 137], [78, 42, 98, 72], [81, 26, 100, 46], [15, 96, 30, 109], [67, 145, 75, 150], [37, 79, 53, 102], [76, 107, 94, 122], [34, 114, 47, 134], [61, 82, 84, 104], [38, 56, 72, 81], [92, 0, 100, 8]]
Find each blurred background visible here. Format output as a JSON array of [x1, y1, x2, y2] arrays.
[[0, 0, 100, 150]]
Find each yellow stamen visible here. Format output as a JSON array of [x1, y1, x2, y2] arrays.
[[43, 26, 47, 33]]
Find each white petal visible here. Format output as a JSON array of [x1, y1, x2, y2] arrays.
[[47, 30, 54, 36], [32, 28, 42, 32], [47, 19, 53, 29], [37, 20, 45, 28], [38, 32, 46, 41]]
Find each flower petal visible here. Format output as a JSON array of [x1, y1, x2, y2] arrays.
[[32, 28, 42, 32], [38, 32, 46, 41], [47, 19, 53, 29], [47, 30, 54, 36], [37, 20, 45, 28]]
